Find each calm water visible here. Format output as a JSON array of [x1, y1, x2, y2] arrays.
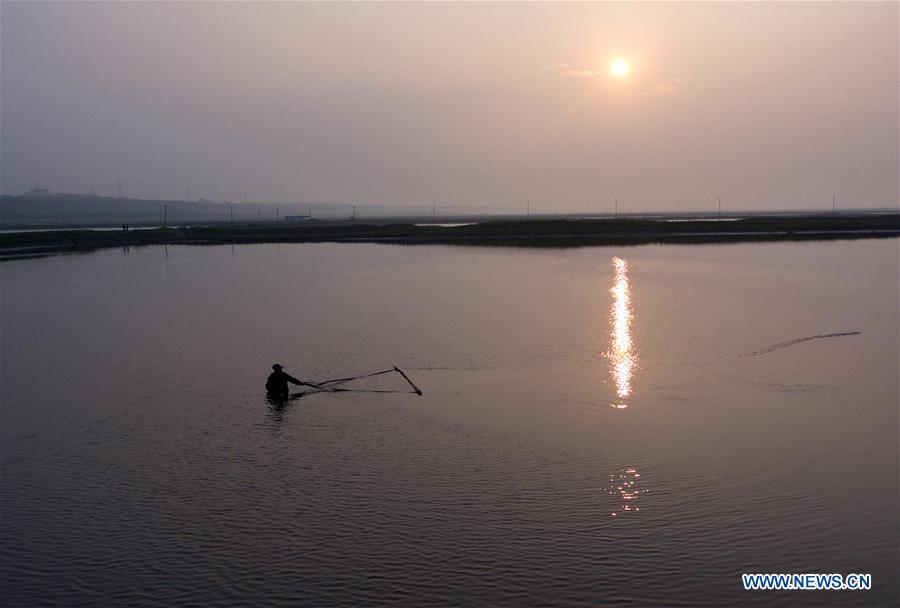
[[2, 240, 897, 606]]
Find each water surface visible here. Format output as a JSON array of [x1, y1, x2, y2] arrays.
[[2, 239, 897, 606]]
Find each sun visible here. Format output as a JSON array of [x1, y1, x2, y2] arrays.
[[610, 58, 631, 78]]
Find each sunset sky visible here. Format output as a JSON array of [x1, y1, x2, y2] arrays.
[[2, 2, 897, 211]]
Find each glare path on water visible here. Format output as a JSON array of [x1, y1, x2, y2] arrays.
[[607, 257, 637, 408]]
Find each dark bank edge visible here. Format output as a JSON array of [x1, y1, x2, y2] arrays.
[[1, 214, 898, 260]]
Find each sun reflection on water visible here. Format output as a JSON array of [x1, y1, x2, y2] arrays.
[[605, 467, 644, 516], [606, 257, 637, 407]]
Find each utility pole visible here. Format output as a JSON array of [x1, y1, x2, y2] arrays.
[[118, 181, 123, 198], [276, 207, 280, 221], [163, 204, 168, 228], [718, 197, 721, 217], [258, 207, 261, 221], [527, 200, 531, 217], [615, 199, 618, 218], [832, 194, 836, 214], [352, 205, 357, 220]]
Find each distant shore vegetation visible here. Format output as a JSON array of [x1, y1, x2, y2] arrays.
[[1, 214, 898, 260]]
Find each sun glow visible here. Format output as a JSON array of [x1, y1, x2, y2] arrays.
[[610, 58, 631, 78]]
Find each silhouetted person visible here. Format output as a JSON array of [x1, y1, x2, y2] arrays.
[[266, 363, 302, 399]]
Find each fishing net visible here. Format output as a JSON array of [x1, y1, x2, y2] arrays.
[[289, 366, 423, 398]]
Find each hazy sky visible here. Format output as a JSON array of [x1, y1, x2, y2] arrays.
[[2, 2, 897, 211]]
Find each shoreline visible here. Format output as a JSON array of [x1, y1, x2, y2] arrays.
[[1, 214, 897, 259]]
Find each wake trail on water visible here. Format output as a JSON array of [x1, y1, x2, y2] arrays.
[[746, 332, 861, 357]]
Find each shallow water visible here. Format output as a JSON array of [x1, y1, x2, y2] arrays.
[[2, 239, 897, 606]]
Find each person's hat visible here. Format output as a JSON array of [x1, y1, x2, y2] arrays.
[[272, 363, 283, 370]]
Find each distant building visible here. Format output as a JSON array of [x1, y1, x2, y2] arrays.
[[23, 186, 50, 197]]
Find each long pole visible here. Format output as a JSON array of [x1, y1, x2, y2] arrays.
[[832, 194, 836, 214], [615, 199, 618, 218], [393, 366, 423, 396], [527, 200, 530, 217], [163, 204, 168, 228], [230, 206, 233, 223], [718, 197, 721, 217]]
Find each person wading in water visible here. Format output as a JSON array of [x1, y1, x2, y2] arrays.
[[266, 364, 304, 400]]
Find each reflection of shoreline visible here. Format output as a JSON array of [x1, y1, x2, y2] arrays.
[[606, 467, 643, 516], [606, 257, 637, 407]]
